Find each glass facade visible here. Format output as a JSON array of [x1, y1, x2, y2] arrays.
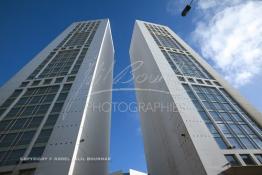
[[168, 52, 212, 79], [38, 49, 80, 78], [145, 24, 185, 51], [145, 22, 262, 166], [0, 21, 100, 167], [240, 154, 256, 165], [145, 24, 213, 80], [183, 84, 262, 150]]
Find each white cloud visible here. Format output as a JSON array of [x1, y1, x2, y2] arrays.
[[167, 0, 262, 87], [192, 0, 262, 87]]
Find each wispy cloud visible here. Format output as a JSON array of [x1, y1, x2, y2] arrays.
[[167, 0, 262, 87]]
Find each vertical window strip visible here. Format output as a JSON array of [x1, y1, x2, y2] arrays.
[[183, 84, 262, 149], [219, 88, 262, 136], [182, 84, 229, 149]]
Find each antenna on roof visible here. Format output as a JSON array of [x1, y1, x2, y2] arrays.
[[181, 0, 194, 17]]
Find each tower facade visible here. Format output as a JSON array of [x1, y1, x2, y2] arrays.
[[130, 20, 262, 175], [0, 19, 114, 175]]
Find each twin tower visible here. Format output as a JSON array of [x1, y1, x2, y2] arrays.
[[0, 19, 262, 175]]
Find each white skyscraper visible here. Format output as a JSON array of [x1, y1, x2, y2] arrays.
[[130, 20, 262, 175], [0, 19, 114, 175]]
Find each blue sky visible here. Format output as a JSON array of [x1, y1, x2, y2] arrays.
[[0, 0, 261, 173]]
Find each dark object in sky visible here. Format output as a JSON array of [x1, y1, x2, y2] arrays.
[[181, 5, 191, 16]]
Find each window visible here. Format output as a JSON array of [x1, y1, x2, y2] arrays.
[[199, 111, 210, 121], [197, 93, 206, 101], [38, 49, 80, 78], [20, 81, 29, 87], [7, 107, 21, 117], [220, 112, 232, 121], [240, 125, 254, 135], [0, 133, 18, 148], [36, 87, 48, 95], [35, 104, 50, 115], [230, 125, 243, 135], [222, 103, 233, 111], [1, 98, 15, 108], [17, 131, 35, 145], [206, 94, 216, 102], [44, 114, 59, 127], [47, 86, 59, 93], [217, 95, 227, 103], [24, 89, 35, 96], [240, 154, 256, 165], [227, 137, 242, 149], [206, 123, 218, 135], [192, 100, 204, 111], [43, 79, 52, 85], [214, 81, 221, 86], [27, 52, 55, 80], [177, 76, 185, 81], [251, 136, 262, 148], [21, 106, 35, 116], [183, 80, 262, 150], [42, 94, 55, 103], [27, 117, 43, 128], [214, 137, 227, 149], [202, 101, 214, 111], [225, 155, 240, 166], [62, 84, 72, 92], [188, 78, 195, 83], [36, 129, 53, 143], [213, 102, 223, 111], [0, 151, 8, 163], [239, 138, 256, 149], [209, 111, 222, 121], [28, 147, 45, 158], [0, 120, 11, 130], [11, 119, 27, 130], [196, 79, 204, 84], [3, 149, 25, 165], [57, 93, 68, 102], [10, 90, 23, 98], [55, 77, 64, 83], [29, 96, 42, 104], [205, 80, 212, 85], [187, 92, 196, 100], [183, 84, 191, 92], [231, 113, 243, 122], [51, 103, 64, 113], [255, 154, 262, 164], [66, 76, 75, 82], [31, 80, 41, 86], [168, 52, 212, 79], [16, 97, 30, 106], [217, 124, 231, 136], [65, 32, 90, 46], [0, 108, 6, 116]]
